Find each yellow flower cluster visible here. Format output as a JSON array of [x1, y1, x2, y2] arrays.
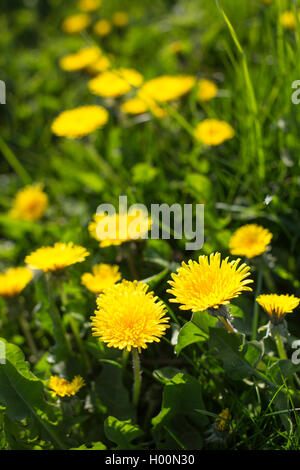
[[49, 375, 85, 397]]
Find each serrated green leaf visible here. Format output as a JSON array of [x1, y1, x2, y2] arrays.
[[104, 416, 143, 450]]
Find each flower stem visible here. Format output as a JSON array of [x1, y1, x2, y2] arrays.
[[274, 330, 287, 360], [252, 266, 263, 341], [122, 349, 130, 369], [18, 312, 38, 358], [132, 348, 141, 407], [45, 273, 72, 360], [219, 316, 236, 334]]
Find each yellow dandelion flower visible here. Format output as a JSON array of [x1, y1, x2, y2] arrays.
[[194, 119, 235, 146], [88, 210, 151, 248], [87, 55, 111, 74], [197, 79, 218, 102], [93, 19, 112, 36], [10, 183, 48, 222], [78, 0, 101, 12], [169, 41, 184, 54], [81, 264, 121, 294], [216, 408, 231, 432], [25, 242, 89, 272], [49, 375, 85, 398], [62, 13, 91, 34], [0, 267, 33, 297], [112, 12, 129, 27], [51, 105, 108, 138], [91, 280, 170, 352], [229, 224, 272, 259], [59, 47, 101, 72], [140, 75, 196, 103], [88, 68, 143, 98], [167, 252, 253, 313], [279, 11, 299, 30], [256, 294, 300, 324], [121, 96, 166, 119]]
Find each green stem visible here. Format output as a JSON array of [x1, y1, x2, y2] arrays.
[[274, 330, 287, 360], [18, 312, 38, 358], [132, 348, 141, 407], [68, 314, 91, 373], [252, 267, 263, 341], [0, 137, 31, 184], [122, 349, 130, 370], [45, 273, 72, 360]]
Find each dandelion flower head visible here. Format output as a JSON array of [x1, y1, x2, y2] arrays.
[[25, 242, 89, 272], [10, 183, 48, 222], [229, 224, 272, 259], [256, 294, 300, 324], [51, 105, 108, 138], [194, 119, 235, 146], [91, 280, 170, 352], [0, 267, 33, 297], [81, 263, 121, 294], [167, 252, 253, 312]]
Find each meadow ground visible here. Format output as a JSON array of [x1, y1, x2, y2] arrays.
[[1, 0, 300, 451]]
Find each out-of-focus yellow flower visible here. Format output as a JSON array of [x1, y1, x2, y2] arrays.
[[229, 224, 272, 259], [87, 55, 111, 74], [140, 75, 196, 102], [62, 13, 91, 34], [256, 294, 300, 324], [78, 0, 101, 12], [51, 105, 108, 138], [121, 95, 166, 118], [88, 68, 143, 97], [112, 11, 129, 27], [194, 119, 235, 146], [93, 19, 112, 36], [49, 375, 85, 398], [197, 79, 218, 102], [167, 252, 253, 313], [280, 11, 300, 30], [91, 280, 170, 352], [59, 47, 101, 72], [25, 242, 89, 272], [89, 210, 151, 247], [81, 264, 121, 294], [216, 408, 231, 432], [260, 0, 272, 4], [169, 41, 184, 54], [10, 183, 48, 221], [0, 267, 33, 297]]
